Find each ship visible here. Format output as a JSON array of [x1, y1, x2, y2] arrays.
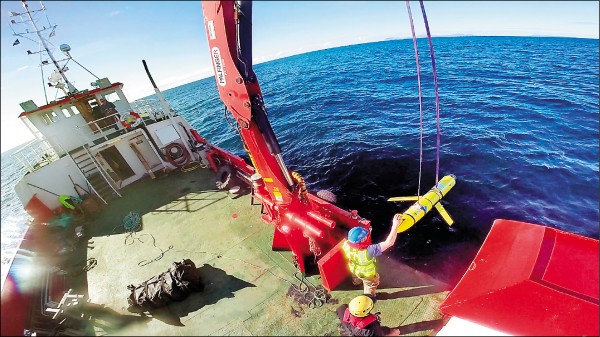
[[1, 1, 597, 336]]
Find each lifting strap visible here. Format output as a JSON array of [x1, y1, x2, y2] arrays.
[[418, 0, 442, 184], [405, 0, 443, 192]]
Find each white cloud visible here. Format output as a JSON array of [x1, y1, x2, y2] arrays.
[[17, 66, 29, 72], [109, 11, 121, 17]]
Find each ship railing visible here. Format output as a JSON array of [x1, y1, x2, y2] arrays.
[[77, 112, 146, 146], [76, 98, 176, 146], [11, 138, 60, 175], [130, 97, 176, 120], [80, 113, 127, 143]]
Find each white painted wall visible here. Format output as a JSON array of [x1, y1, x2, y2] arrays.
[[91, 130, 164, 188], [14, 156, 89, 211], [13, 116, 190, 213], [28, 110, 92, 155]]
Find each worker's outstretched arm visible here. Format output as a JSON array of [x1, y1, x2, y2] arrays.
[[379, 214, 401, 253]]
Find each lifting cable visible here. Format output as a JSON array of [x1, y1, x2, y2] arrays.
[[405, 1, 424, 198], [419, 0, 442, 184], [405, 0, 443, 192]]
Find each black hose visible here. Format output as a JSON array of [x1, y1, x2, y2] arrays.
[[142, 59, 158, 89]]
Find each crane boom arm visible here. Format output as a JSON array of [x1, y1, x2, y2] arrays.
[[201, 1, 370, 288], [202, 1, 294, 199]]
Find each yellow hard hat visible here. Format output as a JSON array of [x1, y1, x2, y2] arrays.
[[348, 295, 374, 317]]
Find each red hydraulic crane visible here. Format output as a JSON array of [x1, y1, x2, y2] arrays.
[[201, 1, 369, 290]]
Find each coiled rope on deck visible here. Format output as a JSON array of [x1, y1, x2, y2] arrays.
[[123, 211, 141, 232], [291, 271, 328, 308], [113, 212, 328, 307], [112, 211, 174, 267], [174, 247, 328, 308]]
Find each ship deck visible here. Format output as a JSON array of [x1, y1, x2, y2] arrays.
[[41, 165, 450, 336]]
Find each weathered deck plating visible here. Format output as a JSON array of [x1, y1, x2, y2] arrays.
[[32, 167, 449, 335]]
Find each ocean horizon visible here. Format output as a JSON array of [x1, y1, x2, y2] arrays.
[[2, 36, 598, 286]]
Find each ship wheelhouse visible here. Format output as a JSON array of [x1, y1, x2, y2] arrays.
[[17, 80, 131, 156], [12, 78, 199, 221]]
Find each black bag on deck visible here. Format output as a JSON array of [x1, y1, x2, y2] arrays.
[[126, 259, 203, 312]]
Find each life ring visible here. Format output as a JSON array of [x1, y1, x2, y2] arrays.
[[120, 111, 142, 128]]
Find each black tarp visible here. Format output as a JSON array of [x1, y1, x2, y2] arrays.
[[127, 259, 203, 313]]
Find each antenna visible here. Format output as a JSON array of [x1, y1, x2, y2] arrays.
[[13, 0, 78, 96]]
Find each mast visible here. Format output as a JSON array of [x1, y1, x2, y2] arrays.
[[13, 0, 77, 95]]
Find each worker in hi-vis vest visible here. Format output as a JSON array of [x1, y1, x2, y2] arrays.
[[342, 214, 401, 298]]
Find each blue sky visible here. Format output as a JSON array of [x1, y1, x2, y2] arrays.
[[1, 1, 598, 152]]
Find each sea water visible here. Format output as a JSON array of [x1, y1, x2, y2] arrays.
[[2, 36, 598, 286]]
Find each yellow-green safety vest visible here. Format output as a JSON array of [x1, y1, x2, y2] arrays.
[[342, 240, 377, 279]]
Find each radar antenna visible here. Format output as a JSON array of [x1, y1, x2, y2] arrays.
[[9, 0, 78, 99]]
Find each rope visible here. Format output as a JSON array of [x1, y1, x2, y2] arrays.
[[121, 212, 175, 266], [224, 107, 241, 134], [399, 297, 424, 326], [122, 212, 141, 232], [181, 160, 201, 172], [83, 258, 97, 272], [291, 271, 328, 308], [405, 0, 424, 199], [419, 0, 442, 184], [69, 258, 97, 276], [128, 233, 174, 267], [308, 237, 322, 258], [107, 212, 173, 266], [114, 212, 328, 307], [291, 171, 309, 203], [224, 106, 248, 156], [174, 247, 328, 308], [42, 6, 54, 37]]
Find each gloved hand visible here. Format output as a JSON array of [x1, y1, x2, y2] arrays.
[[392, 214, 402, 228]]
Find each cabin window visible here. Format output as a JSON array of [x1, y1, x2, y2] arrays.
[[103, 92, 120, 103], [61, 107, 72, 118], [40, 111, 59, 125], [71, 105, 81, 115], [41, 114, 53, 125], [88, 99, 102, 120]]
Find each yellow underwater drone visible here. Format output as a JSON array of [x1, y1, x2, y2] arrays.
[[389, 174, 456, 233]]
